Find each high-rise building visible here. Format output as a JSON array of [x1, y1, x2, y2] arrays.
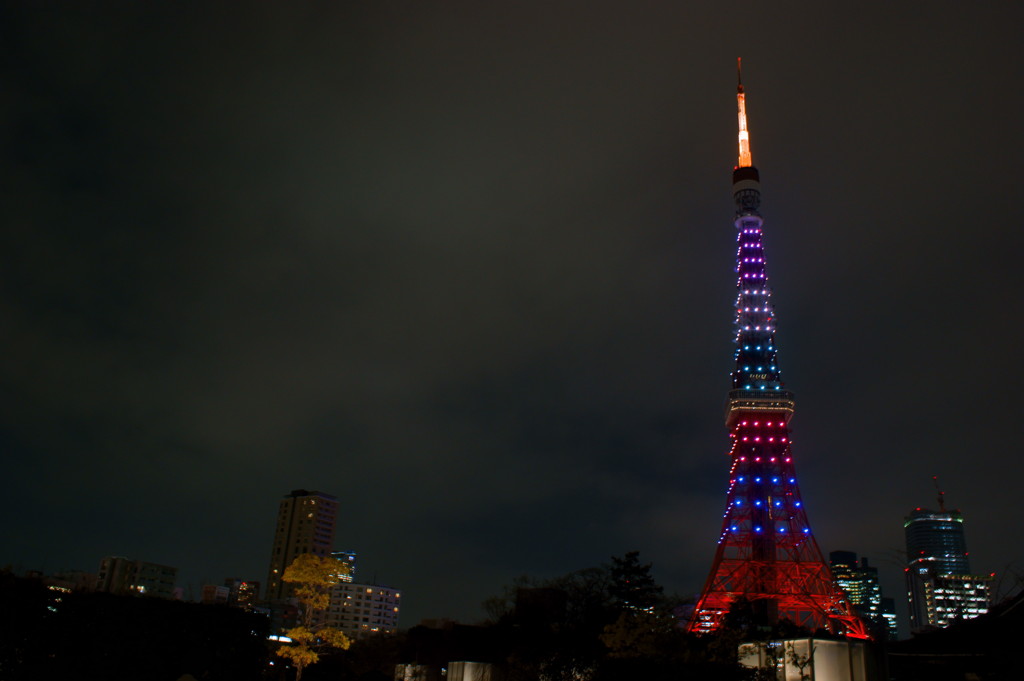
[[687, 61, 867, 639], [223, 578, 260, 610], [905, 500, 992, 630], [830, 551, 898, 640], [905, 507, 969, 575], [96, 556, 177, 599], [880, 597, 898, 640], [265, 489, 338, 601], [830, 552, 881, 621], [325, 582, 401, 639], [332, 550, 357, 582]]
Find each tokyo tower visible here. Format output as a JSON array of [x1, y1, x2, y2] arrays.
[[687, 61, 869, 639]]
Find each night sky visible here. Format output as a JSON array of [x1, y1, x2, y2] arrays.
[[4, 3, 1024, 631]]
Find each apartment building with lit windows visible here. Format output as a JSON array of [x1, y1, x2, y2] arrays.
[[325, 582, 401, 638], [265, 489, 338, 600]]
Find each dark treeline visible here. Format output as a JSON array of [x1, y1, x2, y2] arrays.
[[311, 552, 801, 681], [7, 557, 1024, 680], [0, 555, 835, 681], [0, 571, 268, 681]]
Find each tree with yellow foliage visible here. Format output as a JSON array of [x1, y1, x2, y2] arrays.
[[276, 554, 352, 680]]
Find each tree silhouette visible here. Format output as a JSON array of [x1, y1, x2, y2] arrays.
[[609, 551, 663, 612]]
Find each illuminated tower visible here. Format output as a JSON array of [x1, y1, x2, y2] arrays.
[[687, 61, 868, 638]]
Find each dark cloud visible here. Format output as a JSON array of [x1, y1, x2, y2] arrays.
[[2, 2, 1023, 630]]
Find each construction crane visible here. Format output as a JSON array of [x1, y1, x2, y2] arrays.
[[933, 475, 946, 512]]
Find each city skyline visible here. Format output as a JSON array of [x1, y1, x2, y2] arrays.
[[3, 3, 1024, 628]]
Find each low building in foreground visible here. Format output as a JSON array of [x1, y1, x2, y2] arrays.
[[739, 638, 880, 681], [887, 589, 1024, 680]]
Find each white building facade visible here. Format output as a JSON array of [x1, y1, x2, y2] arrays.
[[326, 582, 401, 638]]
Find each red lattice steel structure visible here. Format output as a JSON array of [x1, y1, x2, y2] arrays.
[[687, 61, 869, 640]]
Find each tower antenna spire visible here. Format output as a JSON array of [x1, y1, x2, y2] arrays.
[[736, 57, 752, 168]]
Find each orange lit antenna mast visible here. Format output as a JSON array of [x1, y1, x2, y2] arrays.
[[736, 57, 752, 168]]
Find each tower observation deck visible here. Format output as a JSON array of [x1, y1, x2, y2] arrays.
[[686, 62, 869, 639]]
